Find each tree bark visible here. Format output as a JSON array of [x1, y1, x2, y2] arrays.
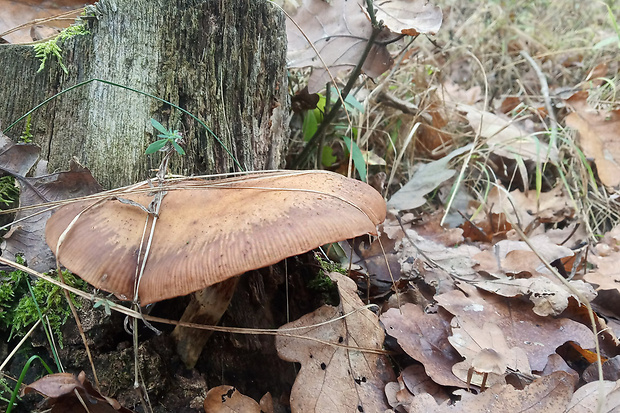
[[0, 0, 289, 189]]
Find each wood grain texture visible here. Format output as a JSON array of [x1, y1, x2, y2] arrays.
[[0, 0, 289, 188]]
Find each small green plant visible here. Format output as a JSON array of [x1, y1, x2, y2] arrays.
[[307, 255, 343, 304], [19, 114, 33, 143], [146, 118, 186, 155], [34, 23, 90, 74], [5, 355, 54, 413], [0, 376, 11, 403], [0, 176, 18, 207], [0, 256, 29, 329], [300, 89, 368, 179]]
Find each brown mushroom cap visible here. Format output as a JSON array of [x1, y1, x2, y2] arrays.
[[45, 170, 386, 305], [471, 348, 506, 375]]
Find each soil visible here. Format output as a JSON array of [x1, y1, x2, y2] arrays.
[[2, 255, 326, 413]]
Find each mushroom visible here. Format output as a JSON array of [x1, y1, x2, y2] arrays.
[[45, 170, 386, 367], [467, 348, 506, 391]]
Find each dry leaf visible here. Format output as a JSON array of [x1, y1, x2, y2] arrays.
[[459, 104, 559, 162], [460, 212, 512, 243], [566, 91, 620, 187], [409, 371, 576, 412], [0, 0, 88, 43], [381, 303, 465, 388], [398, 228, 479, 278], [363, 0, 442, 36], [388, 145, 472, 211], [259, 392, 274, 413], [2, 159, 102, 271], [474, 235, 574, 276], [582, 356, 620, 383], [287, 0, 441, 93], [0, 130, 40, 176], [471, 274, 596, 317], [22, 371, 133, 413], [409, 210, 465, 247], [470, 235, 595, 316], [384, 377, 415, 412], [477, 184, 575, 238], [449, 318, 530, 387], [400, 364, 449, 404], [287, 0, 397, 92], [565, 379, 620, 412], [436, 284, 595, 371], [541, 354, 580, 381], [276, 272, 394, 412], [203, 386, 263, 413]]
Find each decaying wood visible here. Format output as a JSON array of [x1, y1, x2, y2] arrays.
[[0, 0, 289, 189]]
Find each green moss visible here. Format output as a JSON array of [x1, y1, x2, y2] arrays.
[[0, 256, 29, 329], [0, 258, 87, 348], [19, 114, 33, 144], [34, 22, 90, 74], [0, 176, 18, 207], [308, 256, 343, 305]]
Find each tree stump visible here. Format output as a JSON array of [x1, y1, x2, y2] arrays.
[[0, 0, 289, 189], [0, 1, 298, 411]]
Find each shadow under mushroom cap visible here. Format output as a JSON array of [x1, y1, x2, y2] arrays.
[[45, 170, 386, 305]]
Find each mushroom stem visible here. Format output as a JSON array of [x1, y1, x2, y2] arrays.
[[171, 277, 240, 368]]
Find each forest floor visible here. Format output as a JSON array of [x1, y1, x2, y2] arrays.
[[1, 0, 620, 412]]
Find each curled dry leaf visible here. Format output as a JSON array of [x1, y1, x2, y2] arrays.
[[2, 158, 102, 272], [471, 235, 596, 316], [436, 284, 595, 371], [471, 275, 596, 317], [409, 371, 576, 412], [203, 385, 268, 413], [381, 303, 465, 388], [22, 371, 133, 413], [565, 90, 620, 187], [276, 272, 395, 413]]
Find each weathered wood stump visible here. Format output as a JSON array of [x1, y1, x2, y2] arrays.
[[0, 0, 289, 189]]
